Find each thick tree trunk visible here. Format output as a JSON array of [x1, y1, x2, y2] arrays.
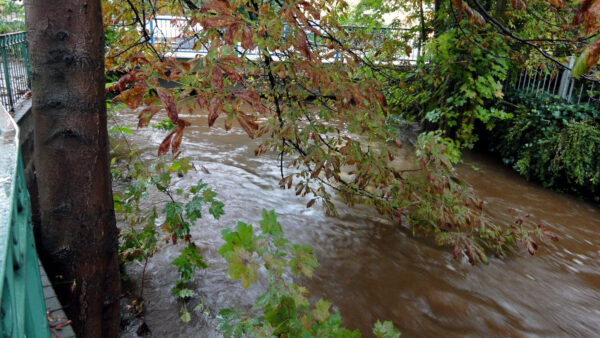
[[25, 1, 120, 336]]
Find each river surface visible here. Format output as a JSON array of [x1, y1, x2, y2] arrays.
[[114, 108, 600, 337]]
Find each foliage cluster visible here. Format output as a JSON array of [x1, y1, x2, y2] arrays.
[[0, 0, 24, 33], [218, 209, 401, 337], [388, 25, 510, 148], [103, 0, 556, 266], [109, 113, 224, 321], [488, 90, 600, 200]]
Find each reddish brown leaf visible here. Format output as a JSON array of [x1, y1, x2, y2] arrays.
[[306, 199, 316, 208], [236, 113, 258, 138], [130, 53, 148, 65], [233, 89, 260, 104], [211, 66, 224, 92], [200, 0, 231, 14], [224, 118, 232, 131], [547, 0, 564, 8], [296, 31, 312, 60], [224, 22, 239, 45], [573, 0, 594, 26], [158, 130, 175, 156], [171, 125, 184, 154], [106, 70, 141, 92], [242, 25, 254, 50], [298, 1, 320, 20], [452, 0, 486, 26], [511, 0, 527, 10], [526, 239, 538, 255], [137, 105, 161, 127], [197, 94, 208, 110], [209, 97, 223, 127], [201, 15, 236, 29], [218, 55, 242, 65], [115, 86, 145, 109], [219, 64, 244, 83], [586, 37, 600, 68], [157, 89, 179, 123]]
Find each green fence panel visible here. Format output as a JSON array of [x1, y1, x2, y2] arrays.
[[0, 108, 50, 337]]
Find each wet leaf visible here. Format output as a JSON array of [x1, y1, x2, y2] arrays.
[[209, 97, 223, 127], [171, 125, 184, 154], [115, 86, 145, 109], [137, 105, 161, 128], [158, 130, 175, 156], [157, 89, 179, 123], [242, 25, 254, 50]]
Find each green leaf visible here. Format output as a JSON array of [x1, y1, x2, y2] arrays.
[[311, 299, 331, 322], [259, 209, 283, 238], [372, 320, 401, 338], [225, 247, 259, 288], [185, 195, 203, 223], [180, 309, 191, 323]]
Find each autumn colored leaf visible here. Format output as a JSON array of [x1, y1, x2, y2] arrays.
[[106, 70, 141, 92], [547, 0, 564, 8], [242, 25, 254, 50], [201, 15, 236, 29], [200, 0, 231, 14], [171, 125, 184, 154], [236, 113, 258, 138], [296, 31, 312, 60], [511, 0, 527, 10], [218, 64, 244, 84], [137, 105, 161, 127], [233, 89, 260, 104], [224, 22, 239, 45], [211, 66, 224, 92], [209, 97, 223, 127], [298, 1, 320, 20], [158, 89, 179, 123], [158, 130, 175, 156], [115, 86, 145, 109], [572, 37, 600, 78], [452, 0, 486, 26]]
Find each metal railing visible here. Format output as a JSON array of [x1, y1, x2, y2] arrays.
[[0, 108, 50, 337], [146, 16, 421, 62], [0, 32, 30, 112], [510, 58, 600, 107]]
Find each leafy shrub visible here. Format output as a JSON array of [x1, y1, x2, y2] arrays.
[[388, 27, 511, 148], [490, 90, 600, 200], [218, 209, 401, 338]]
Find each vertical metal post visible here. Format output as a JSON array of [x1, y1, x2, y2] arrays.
[[2, 40, 14, 111], [588, 83, 594, 104], [541, 73, 548, 94], [568, 78, 575, 102], [577, 83, 584, 104]]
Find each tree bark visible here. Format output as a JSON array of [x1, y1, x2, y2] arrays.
[[25, 1, 120, 336]]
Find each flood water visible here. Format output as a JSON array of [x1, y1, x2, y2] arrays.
[[115, 108, 600, 337]]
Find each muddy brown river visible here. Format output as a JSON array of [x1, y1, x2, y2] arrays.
[[115, 108, 600, 337]]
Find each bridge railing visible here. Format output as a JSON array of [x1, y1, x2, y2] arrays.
[[0, 108, 49, 337], [147, 15, 420, 62], [0, 32, 30, 112]]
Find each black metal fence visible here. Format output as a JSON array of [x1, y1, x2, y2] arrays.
[[0, 32, 30, 111]]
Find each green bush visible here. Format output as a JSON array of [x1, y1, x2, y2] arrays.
[[388, 27, 511, 148], [490, 90, 600, 200]]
